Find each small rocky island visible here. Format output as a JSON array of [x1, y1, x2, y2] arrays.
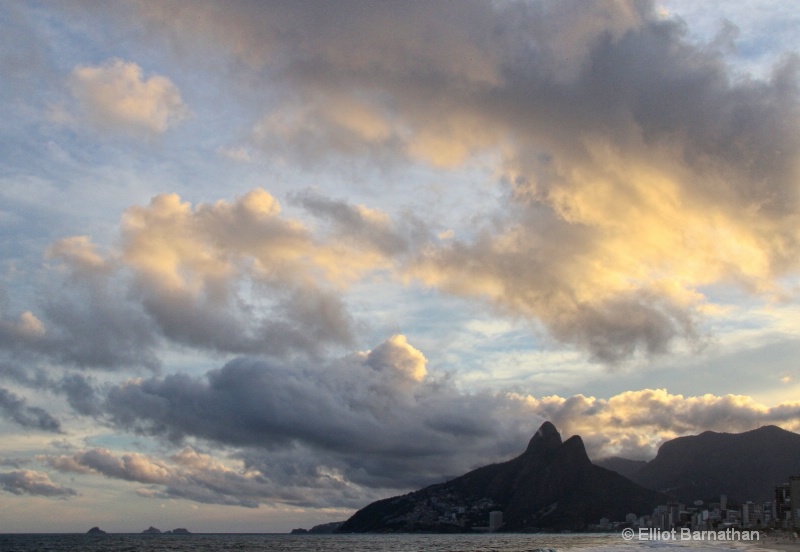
[[86, 526, 190, 534], [290, 521, 344, 534], [142, 526, 191, 534]]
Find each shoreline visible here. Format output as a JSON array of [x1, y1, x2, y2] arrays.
[[752, 532, 800, 552]]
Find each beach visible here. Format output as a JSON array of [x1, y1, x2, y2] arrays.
[[759, 534, 800, 552]]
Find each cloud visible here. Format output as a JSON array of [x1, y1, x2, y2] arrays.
[[9, 327, 794, 508], [69, 58, 189, 135], [57, 373, 102, 416], [410, 227, 703, 363], [46, 445, 347, 508], [364, 334, 428, 382], [103, 335, 539, 497], [0, 237, 162, 371], [0, 311, 46, 349], [103, 344, 800, 474], [519, 388, 800, 460], [293, 191, 426, 259], [49, 448, 171, 484], [217, 146, 252, 162], [0, 387, 61, 432], [0, 470, 76, 497], [2, 189, 404, 371], [125, 0, 800, 364], [63, 336, 800, 507], [117, 189, 356, 356]]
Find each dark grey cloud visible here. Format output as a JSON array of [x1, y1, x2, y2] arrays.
[[555, 292, 698, 363], [293, 192, 423, 257], [0, 238, 161, 372], [0, 387, 61, 433], [78, 344, 800, 507], [0, 470, 76, 497], [0, 359, 51, 389], [39, 283, 162, 371], [46, 444, 377, 509], [131, 281, 352, 359], [104, 336, 539, 497], [58, 373, 102, 416], [0, 362, 105, 421]]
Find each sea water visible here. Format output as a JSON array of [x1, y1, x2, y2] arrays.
[[0, 532, 786, 551]]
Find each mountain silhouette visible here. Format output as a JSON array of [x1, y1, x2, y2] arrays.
[[339, 422, 664, 532], [625, 425, 800, 503], [594, 457, 647, 479]]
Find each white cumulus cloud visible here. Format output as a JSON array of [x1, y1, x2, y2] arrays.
[[69, 58, 189, 135]]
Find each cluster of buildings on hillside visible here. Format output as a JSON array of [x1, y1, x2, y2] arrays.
[[378, 488, 502, 531], [354, 474, 800, 533], [594, 475, 800, 532], [774, 476, 800, 527]]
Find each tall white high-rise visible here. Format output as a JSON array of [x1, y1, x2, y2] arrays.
[[489, 511, 503, 532]]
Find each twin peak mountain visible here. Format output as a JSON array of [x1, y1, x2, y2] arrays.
[[340, 422, 800, 532], [340, 421, 661, 532]]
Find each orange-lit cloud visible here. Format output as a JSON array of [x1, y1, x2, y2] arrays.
[[69, 58, 189, 135], [47, 447, 272, 508], [519, 388, 800, 459], [363, 334, 428, 382], [125, 1, 800, 363]]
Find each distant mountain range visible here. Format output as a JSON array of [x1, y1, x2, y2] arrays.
[[339, 423, 800, 533], [597, 425, 800, 504], [593, 457, 646, 479], [339, 422, 664, 532]]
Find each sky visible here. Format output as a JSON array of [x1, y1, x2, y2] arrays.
[[1, 0, 800, 534]]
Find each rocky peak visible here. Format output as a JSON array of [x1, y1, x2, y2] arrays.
[[549, 434, 594, 475], [525, 421, 562, 454], [339, 419, 664, 532]]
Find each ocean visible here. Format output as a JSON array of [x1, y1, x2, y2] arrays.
[[0, 533, 787, 552]]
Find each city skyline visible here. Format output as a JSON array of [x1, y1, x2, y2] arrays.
[[2, 0, 800, 533]]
